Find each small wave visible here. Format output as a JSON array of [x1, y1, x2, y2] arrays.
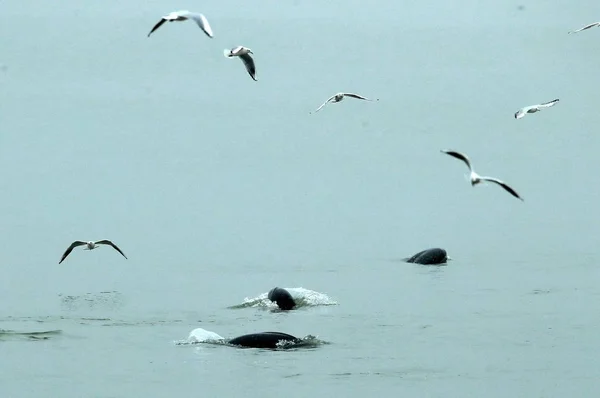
[[58, 291, 125, 311], [228, 287, 338, 310], [529, 288, 556, 295], [0, 329, 62, 341]]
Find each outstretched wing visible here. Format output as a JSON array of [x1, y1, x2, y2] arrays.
[[95, 240, 128, 260], [480, 176, 524, 201], [147, 18, 167, 37], [312, 95, 336, 113], [343, 93, 373, 101], [239, 53, 257, 81], [59, 241, 87, 264], [188, 13, 214, 38], [539, 98, 559, 108], [440, 150, 473, 172], [569, 22, 600, 34]]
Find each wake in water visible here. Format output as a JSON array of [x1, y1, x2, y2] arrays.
[[0, 315, 184, 327], [175, 327, 326, 350], [227, 287, 338, 310]]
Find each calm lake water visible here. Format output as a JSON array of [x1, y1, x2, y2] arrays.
[[2, 1, 600, 397]]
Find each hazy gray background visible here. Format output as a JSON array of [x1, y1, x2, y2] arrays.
[[1, 0, 600, 396]]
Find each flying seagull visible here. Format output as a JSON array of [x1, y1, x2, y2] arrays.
[[59, 240, 128, 264], [440, 150, 524, 201], [311, 92, 378, 113], [569, 22, 600, 34], [224, 46, 257, 81], [147, 10, 214, 38], [514, 99, 559, 119]]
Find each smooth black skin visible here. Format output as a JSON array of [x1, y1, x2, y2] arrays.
[[404, 248, 448, 265], [267, 287, 296, 310], [228, 332, 300, 349]]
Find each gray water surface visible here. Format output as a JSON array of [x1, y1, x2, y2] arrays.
[[1, 1, 600, 397]]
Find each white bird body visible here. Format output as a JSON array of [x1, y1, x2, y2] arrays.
[[440, 150, 524, 201], [469, 170, 482, 186], [83, 241, 98, 250], [147, 10, 213, 38], [224, 46, 257, 81], [224, 46, 252, 57], [514, 99, 559, 119], [569, 22, 600, 34], [312, 92, 378, 113], [59, 240, 128, 264]]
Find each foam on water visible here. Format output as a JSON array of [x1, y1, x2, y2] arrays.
[[228, 287, 338, 309]]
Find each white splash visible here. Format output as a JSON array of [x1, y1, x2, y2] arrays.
[[238, 287, 338, 309], [187, 327, 225, 343]]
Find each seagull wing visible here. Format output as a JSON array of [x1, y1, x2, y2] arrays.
[[480, 176, 524, 201], [147, 18, 167, 37], [342, 93, 373, 101], [95, 240, 128, 260], [313, 95, 336, 113], [239, 53, 257, 81], [59, 241, 87, 264], [440, 150, 473, 172], [569, 22, 600, 33], [539, 98, 559, 108], [187, 13, 214, 38]]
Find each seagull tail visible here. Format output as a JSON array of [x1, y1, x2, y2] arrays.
[[223, 49, 232, 58]]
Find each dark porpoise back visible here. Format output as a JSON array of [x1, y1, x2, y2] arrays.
[[228, 332, 300, 349], [267, 287, 296, 310], [405, 248, 448, 265]]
